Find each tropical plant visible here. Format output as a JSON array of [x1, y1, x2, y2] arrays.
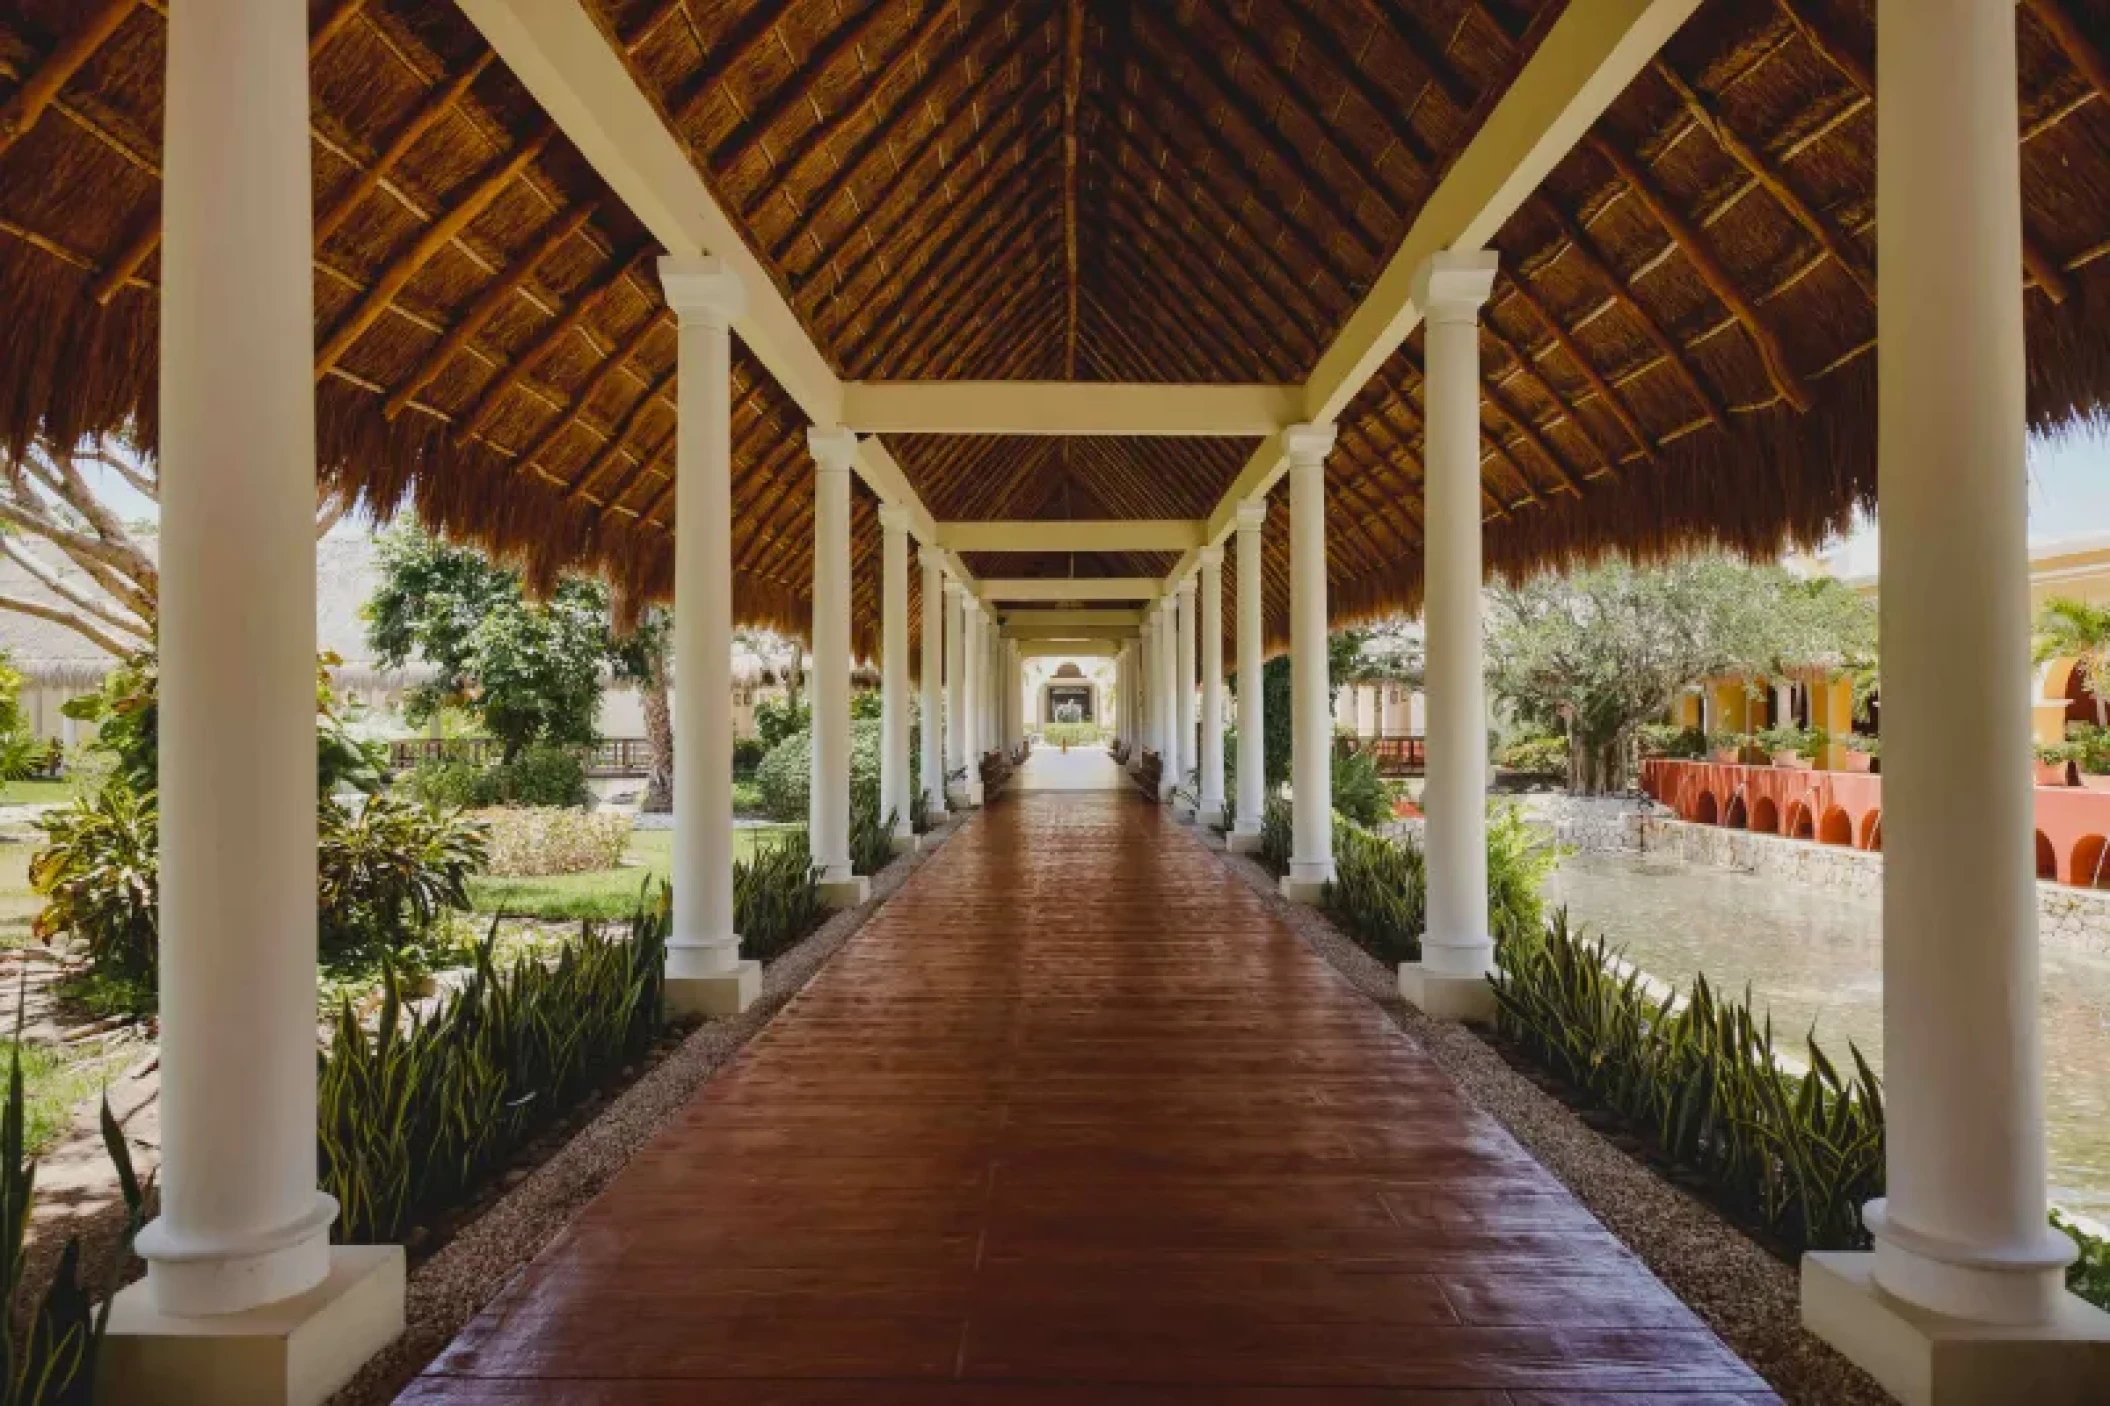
[[1636, 722, 1708, 760], [1329, 746, 1391, 828], [732, 736, 769, 776], [2053, 1208, 2110, 1311], [734, 830, 826, 963], [404, 758, 481, 810], [1041, 720, 1103, 748], [1324, 821, 1426, 964], [467, 744, 590, 809], [29, 785, 159, 982], [2032, 596, 2110, 726], [752, 695, 810, 750], [1492, 912, 1885, 1255], [318, 901, 666, 1244], [1257, 796, 1294, 877], [848, 779, 899, 880], [316, 796, 489, 956], [752, 716, 890, 823], [1498, 732, 1570, 775]]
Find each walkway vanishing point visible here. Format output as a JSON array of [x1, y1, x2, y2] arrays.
[[405, 767, 1772, 1402]]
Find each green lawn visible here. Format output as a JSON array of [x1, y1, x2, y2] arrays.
[[0, 779, 71, 806], [0, 842, 37, 949], [466, 825, 800, 921], [0, 1038, 123, 1155]]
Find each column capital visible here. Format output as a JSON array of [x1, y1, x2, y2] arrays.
[[658, 254, 746, 329], [917, 541, 946, 569], [807, 426, 859, 474], [1283, 421, 1336, 466], [1235, 499, 1269, 533], [1175, 575, 1198, 599], [877, 501, 914, 533], [1411, 249, 1499, 326], [943, 577, 965, 598], [1198, 544, 1224, 570]]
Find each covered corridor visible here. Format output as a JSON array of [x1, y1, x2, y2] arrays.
[[401, 790, 1768, 1402]]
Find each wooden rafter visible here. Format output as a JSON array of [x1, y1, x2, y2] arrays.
[[385, 199, 601, 420], [856, 190, 1059, 376], [1479, 304, 1619, 479], [317, 52, 494, 245], [517, 309, 668, 483], [1775, 0, 2070, 304], [717, 1, 915, 185], [315, 125, 555, 379], [2024, 0, 2110, 104], [0, 0, 140, 159], [1063, 0, 1084, 380], [1584, 132, 1812, 412], [452, 244, 651, 448], [1497, 273, 1657, 464]]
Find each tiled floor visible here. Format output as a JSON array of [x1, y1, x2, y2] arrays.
[[402, 790, 1776, 1404]]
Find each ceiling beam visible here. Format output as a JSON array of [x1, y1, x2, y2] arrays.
[[938, 520, 1205, 553], [1002, 609, 1146, 628], [840, 382, 1296, 437], [980, 577, 1162, 601], [1019, 641, 1119, 658], [1188, 0, 1700, 569]]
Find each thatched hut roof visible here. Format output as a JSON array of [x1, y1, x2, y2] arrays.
[[1, 0, 2109, 657]]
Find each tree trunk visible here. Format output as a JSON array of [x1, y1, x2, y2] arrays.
[[640, 668, 673, 813], [1568, 734, 1629, 796]]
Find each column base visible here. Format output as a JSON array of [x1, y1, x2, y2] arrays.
[[100, 1244, 404, 1406], [1278, 862, 1331, 904], [818, 874, 870, 908], [1802, 1252, 2110, 1406], [666, 959, 761, 1018], [1195, 801, 1225, 828], [889, 830, 921, 855], [1226, 828, 1264, 854], [1398, 962, 1497, 1023]]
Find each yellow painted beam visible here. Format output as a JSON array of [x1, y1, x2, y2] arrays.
[[841, 381, 1295, 437], [939, 521, 1204, 553], [979, 577, 1161, 601]]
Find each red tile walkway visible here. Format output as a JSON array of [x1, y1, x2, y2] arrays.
[[402, 790, 1776, 1404]]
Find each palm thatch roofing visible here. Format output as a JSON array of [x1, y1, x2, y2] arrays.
[[2, 0, 2109, 658]]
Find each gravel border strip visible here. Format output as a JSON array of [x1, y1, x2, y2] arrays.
[[1191, 823, 1891, 1406], [327, 810, 972, 1406]]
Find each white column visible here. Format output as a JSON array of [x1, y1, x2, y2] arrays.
[[659, 257, 758, 1017], [1176, 577, 1198, 806], [1400, 252, 1498, 1019], [944, 579, 968, 804], [878, 505, 915, 847], [962, 600, 985, 805], [1803, 1, 2108, 1391], [1283, 423, 1336, 900], [1008, 641, 1023, 752], [1229, 502, 1268, 849], [918, 548, 948, 822], [1156, 601, 1179, 800], [1135, 622, 1154, 768], [111, 1, 404, 1391], [1198, 546, 1226, 825], [806, 429, 866, 906]]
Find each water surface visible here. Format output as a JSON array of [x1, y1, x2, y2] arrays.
[[1547, 849, 2110, 1219]]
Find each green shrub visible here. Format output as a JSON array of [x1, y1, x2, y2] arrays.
[[470, 744, 589, 808], [753, 696, 809, 748], [317, 796, 489, 957], [404, 758, 480, 810], [1040, 721, 1104, 748], [1330, 747, 1391, 828], [730, 778, 766, 815], [1637, 722, 1707, 760], [475, 806, 629, 877], [848, 780, 899, 880], [753, 718, 883, 823], [1492, 912, 1885, 1255], [30, 785, 159, 982], [319, 901, 667, 1245], [849, 689, 883, 722], [1257, 796, 1293, 877], [1486, 803, 1557, 942], [1498, 733, 1569, 775], [1324, 821, 1426, 964], [731, 736, 769, 776], [735, 830, 827, 962], [2055, 1208, 2110, 1311]]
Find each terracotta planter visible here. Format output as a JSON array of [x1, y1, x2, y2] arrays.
[[2083, 772, 2110, 793], [1772, 752, 1812, 770], [1709, 748, 1739, 765], [1836, 752, 1874, 774], [2033, 760, 2071, 787]]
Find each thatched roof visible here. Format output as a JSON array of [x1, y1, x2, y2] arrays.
[[2, 0, 2109, 658]]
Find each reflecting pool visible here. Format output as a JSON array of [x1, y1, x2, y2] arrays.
[[1546, 849, 2110, 1220]]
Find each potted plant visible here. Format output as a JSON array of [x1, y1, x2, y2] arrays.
[[1837, 732, 1878, 774], [2067, 723, 2110, 791], [2034, 741, 2080, 787], [1706, 729, 1740, 765], [1759, 724, 1812, 769]]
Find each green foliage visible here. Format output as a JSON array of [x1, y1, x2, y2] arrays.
[[317, 797, 489, 957], [752, 696, 810, 749], [734, 830, 826, 963], [0, 654, 42, 786], [405, 758, 480, 810], [849, 689, 883, 723], [2054, 1208, 2110, 1311], [1755, 724, 1812, 757], [1330, 747, 1391, 828], [2032, 597, 2110, 718], [731, 736, 769, 776], [467, 744, 589, 809], [29, 786, 158, 982], [1324, 821, 1426, 964], [848, 780, 899, 880], [1487, 555, 1876, 794], [753, 717, 885, 823], [319, 903, 666, 1245], [1636, 723, 1708, 760], [2067, 722, 2110, 774], [1257, 796, 1294, 877], [1040, 721, 1105, 748], [1493, 912, 1885, 1255], [365, 525, 621, 761], [1498, 732, 1570, 775], [730, 778, 766, 815], [58, 656, 156, 792]]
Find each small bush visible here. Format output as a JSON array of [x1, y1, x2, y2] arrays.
[[30, 785, 159, 982], [848, 780, 899, 879], [753, 718, 883, 823], [730, 778, 766, 815], [2055, 1208, 2110, 1311], [476, 806, 630, 877], [731, 736, 769, 776], [1498, 733, 1569, 776], [404, 758, 480, 810], [318, 795, 489, 955], [319, 901, 667, 1244], [1257, 796, 1293, 877], [753, 696, 809, 748], [1325, 820, 1426, 963], [735, 830, 826, 962], [471, 744, 590, 809], [1637, 722, 1707, 760], [1331, 747, 1391, 828], [1040, 721, 1104, 748]]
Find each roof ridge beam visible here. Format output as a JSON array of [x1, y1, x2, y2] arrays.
[[841, 383, 1298, 437]]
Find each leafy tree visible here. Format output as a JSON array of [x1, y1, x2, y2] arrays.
[[365, 526, 619, 762], [607, 597, 673, 812], [2032, 596, 2110, 727], [1486, 554, 1874, 794], [1230, 631, 1367, 788]]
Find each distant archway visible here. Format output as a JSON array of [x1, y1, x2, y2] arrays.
[[1818, 806, 1852, 846], [2072, 835, 2110, 889], [1693, 791, 1719, 825], [1724, 792, 1748, 830], [1750, 795, 1780, 835], [1784, 801, 1815, 840], [1858, 809, 1882, 853], [2037, 831, 2058, 880]]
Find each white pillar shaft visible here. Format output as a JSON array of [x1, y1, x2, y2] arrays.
[[1866, 0, 2070, 1325], [809, 458, 853, 879], [1423, 299, 1492, 975], [665, 271, 740, 980], [879, 512, 912, 838], [945, 585, 966, 798], [1234, 508, 1266, 834], [919, 554, 947, 818], [1200, 552, 1225, 817], [1288, 441, 1333, 884], [1157, 605, 1178, 797], [1176, 584, 1198, 787], [143, 0, 335, 1315], [964, 607, 982, 767]]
